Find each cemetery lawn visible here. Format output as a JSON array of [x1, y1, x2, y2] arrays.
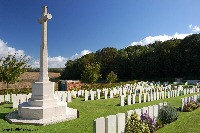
[[0, 92, 200, 133]]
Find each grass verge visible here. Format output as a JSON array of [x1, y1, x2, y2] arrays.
[[0, 92, 200, 133]]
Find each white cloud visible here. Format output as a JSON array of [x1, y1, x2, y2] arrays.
[[30, 50, 92, 68], [29, 59, 40, 68], [131, 32, 191, 46], [70, 50, 92, 60], [48, 56, 68, 68], [0, 38, 92, 68], [189, 24, 200, 33], [0, 39, 26, 58]]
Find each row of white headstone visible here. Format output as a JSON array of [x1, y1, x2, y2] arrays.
[[94, 102, 168, 133], [54, 91, 74, 103], [0, 93, 32, 108], [120, 87, 200, 106], [0, 91, 73, 109], [82, 84, 199, 102], [181, 94, 200, 111]]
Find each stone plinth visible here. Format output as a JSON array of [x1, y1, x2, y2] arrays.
[[5, 107, 77, 126], [6, 81, 78, 125]]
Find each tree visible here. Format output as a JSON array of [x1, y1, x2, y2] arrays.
[[95, 47, 118, 78], [0, 54, 31, 91], [106, 71, 118, 83], [81, 63, 101, 83]]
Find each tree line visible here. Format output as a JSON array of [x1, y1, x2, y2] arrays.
[[61, 33, 200, 82]]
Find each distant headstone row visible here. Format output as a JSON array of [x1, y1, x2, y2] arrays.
[[66, 82, 199, 104], [94, 102, 168, 133], [120, 86, 199, 106], [0, 93, 32, 108], [0, 92, 73, 109]]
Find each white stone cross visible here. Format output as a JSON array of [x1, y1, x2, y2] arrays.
[[38, 6, 52, 82]]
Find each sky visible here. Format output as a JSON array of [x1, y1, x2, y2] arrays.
[[0, 0, 200, 68]]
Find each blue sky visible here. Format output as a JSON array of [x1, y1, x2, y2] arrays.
[[0, 0, 200, 68]]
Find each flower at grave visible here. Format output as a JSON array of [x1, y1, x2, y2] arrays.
[[125, 113, 150, 133], [141, 113, 157, 133]]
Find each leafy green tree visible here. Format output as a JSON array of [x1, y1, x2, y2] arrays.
[[61, 33, 200, 80], [95, 47, 118, 78], [81, 63, 101, 83], [106, 71, 118, 83], [0, 54, 31, 91]]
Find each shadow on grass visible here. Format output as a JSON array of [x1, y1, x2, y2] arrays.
[[0, 113, 9, 121], [4, 106, 13, 109], [116, 103, 120, 106]]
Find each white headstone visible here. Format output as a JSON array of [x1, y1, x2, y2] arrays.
[[85, 91, 89, 101], [11, 94, 17, 103], [183, 89, 186, 95], [0, 95, 4, 103], [120, 95, 124, 106], [110, 91, 113, 98], [91, 91, 94, 100], [127, 95, 131, 105], [117, 113, 126, 133], [184, 97, 188, 104], [153, 105, 159, 118], [147, 93, 150, 102], [5, 94, 10, 102], [153, 92, 156, 100], [94, 117, 106, 133], [132, 94, 136, 104], [168, 91, 171, 98], [19, 94, 26, 105], [156, 92, 159, 100], [181, 98, 184, 111], [97, 90, 101, 100], [143, 93, 146, 102], [67, 92, 72, 102], [62, 93, 67, 102], [105, 115, 116, 133], [12, 94, 19, 108], [148, 106, 154, 118], [141, 107, 148, 114], [138, 94, 141, 103], [104, 91, 108, 99], [78, 90, 82, 97], [151, 93, 154, 101]]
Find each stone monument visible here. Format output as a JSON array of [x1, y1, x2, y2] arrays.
[[6, 6, 78, 125]]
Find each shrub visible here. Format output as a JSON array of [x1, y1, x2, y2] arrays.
[[106, 71, 118, 83], [183, 100, 200, 112], [141, 113, 157, 133], [157, 104, 178, 125], [197, 97, 200, 103], [125, 113, 150, 133]]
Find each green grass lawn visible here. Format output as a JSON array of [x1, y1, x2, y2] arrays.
[[0, 92, 200, 133]]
